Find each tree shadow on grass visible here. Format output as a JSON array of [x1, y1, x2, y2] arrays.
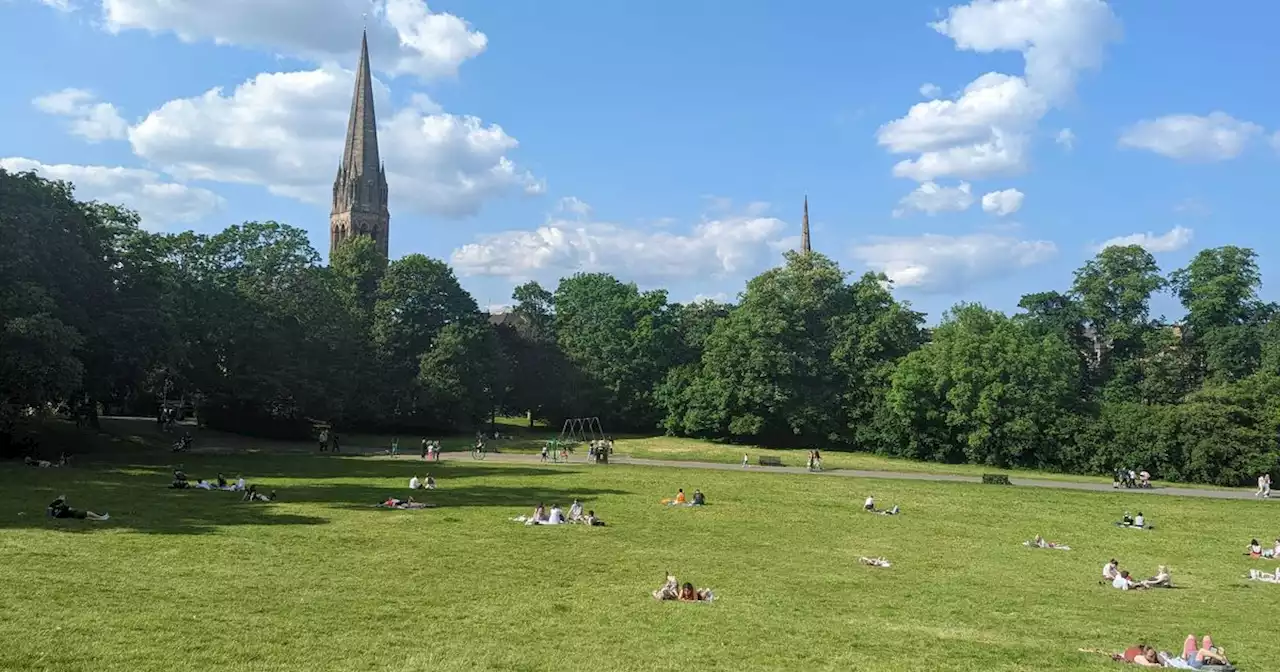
[[0, 453, 628, 535]]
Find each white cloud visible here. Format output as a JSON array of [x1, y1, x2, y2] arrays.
[[1055, 128, 1075, 150], [556, 196, 592, 218], [127, 65, 541, 218], [32, 88, 127, 143], [919, 82, 943, 99], [1119, 112, 1263, 161], [878, 0, 1119, 183], [0, 157, 224, 227], [980, 188, 1024, 216], [100, 0, 486, 80], [893, 181, 974, 217], [1097, 226, 1193, 253], [851, 232, 1056, 292], [451, 206, 791, 285], [37, 0, 74, 11]]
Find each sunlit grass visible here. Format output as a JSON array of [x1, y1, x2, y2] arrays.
[[2, 447, 1277, 671]]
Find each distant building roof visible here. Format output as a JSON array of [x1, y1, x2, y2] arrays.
[[488, 312, 528, 328]]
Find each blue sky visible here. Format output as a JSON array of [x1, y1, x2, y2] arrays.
[[3, 0, 1278, 320]]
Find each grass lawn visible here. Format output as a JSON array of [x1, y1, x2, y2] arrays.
[[3, 433, 1278, 671]]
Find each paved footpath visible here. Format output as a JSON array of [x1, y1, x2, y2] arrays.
[[418, 450, 1275, 502]]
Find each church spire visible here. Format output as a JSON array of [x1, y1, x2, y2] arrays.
[[330, 29, 390, 259], [801, 195, 811, 253], [341, 30, 381, 180]]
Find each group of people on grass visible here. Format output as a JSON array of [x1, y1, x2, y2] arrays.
[[409, 474, 436, 490], [1244, 538, 1279, 559], [515, 500, 605, 526], [652, 572, 714, 602], [421, 439, 443, 461], [1102, 558, 1172, 590], [168, 469, 275, 501], [1103, 634, 1232, 669], [1116, 511, 1150, 529]]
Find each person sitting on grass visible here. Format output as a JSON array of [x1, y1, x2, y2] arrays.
[[1115, 512, 1150, 529], [170, 469, 190, 489], [241, 485, 276, 502], [1024, 535, 1070, 550], [515, 503, 548, 525], [424, 474, 436, 490], [859, 556, 891, 568], [568, 499, 584, 521], [864, 495, 875, 512], [691, 490, 705, 506], [47, 495, 109, 521], [216, 474, 228, 489], [662, 489, 687, 506], [1112, 570, 1138, 590], [1164, 635, 1229, 668], [1102, 559, 1120, 582], [546, 504, 565, 525], [409, 475, 422, 490], [584, 509, 605, 526], [1133, 512, 1146, 529], [1248, 539, 1263, 558], [1139, 565, 1172, 589]]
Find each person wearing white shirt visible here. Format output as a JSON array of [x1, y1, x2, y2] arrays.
[[568, 499, 583, 521], [1102, 559, 1119, 581], [1133, 513, 1145, 528], [864, 496, 875, 512], [424, 474, 436, 489], [1113, 571, 1134, 590], [546, 505, 564, 525], [409, 475, 422, 490]]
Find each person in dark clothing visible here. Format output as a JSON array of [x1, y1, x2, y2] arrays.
[[47, 496, 109, 521]]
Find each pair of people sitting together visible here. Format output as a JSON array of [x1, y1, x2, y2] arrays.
[[663, 489, 705, 506], [378, 497, 432, 509], [862, 496, 899, 515], [1245, 538, 1280, 559], [1116, 512, 1150, 529], [1103, 559, 1171, 590], [47, 495, 109, 521], [652, 572, 714, 602], [1024, 535, 1070, 550], [408, 474, 436, 490], [1109, 635, 1230, 669]]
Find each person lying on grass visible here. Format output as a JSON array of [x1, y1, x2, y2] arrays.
[[1106, 644, 1161, 667], [377, 497, 433, 509], [1087, 635, 1230, 669], [1246, 567, 1280, 583], [652, 572, 714, 602], [47, 495, 109, 521], [1024, 535, 1069, 550], [859, 556, 891, 568], [241, 485, 276, 502], [24, 455, 68, 468], [582, 509, 605, 526], [864, 500, 900, 515]]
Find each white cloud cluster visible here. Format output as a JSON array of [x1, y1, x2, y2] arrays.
[[1098, 226, 1193, 253], [878, 0, 1119, 183], [451, 199, 793, 284], [99, 0, 486, 80], [0, 157, 224, 227], [32, 88, 127, 143], [851, 232, 1057, 292], [919, 83, 943, 99], [981, 188, 1024, 216], [1055, 128, 1075, 150], [127, 66, 542, 218], [893, 181, 974, 217], [1119, 112, 1263, 161]]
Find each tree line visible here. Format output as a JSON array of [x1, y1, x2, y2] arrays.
[[4, 168, 1279, 485]]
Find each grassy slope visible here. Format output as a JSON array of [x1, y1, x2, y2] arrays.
[[2, 435, 1277, 671]]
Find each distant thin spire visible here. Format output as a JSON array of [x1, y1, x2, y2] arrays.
[[801, 195, 811, 253]]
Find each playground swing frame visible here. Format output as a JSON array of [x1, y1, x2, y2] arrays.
[[556, 417, 604, 447]]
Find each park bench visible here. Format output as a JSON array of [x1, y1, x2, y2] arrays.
[[758, 456, 784, 467], [982, 473, 1011, 485]]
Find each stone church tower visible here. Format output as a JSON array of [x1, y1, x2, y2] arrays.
[[330, 30, 390, 259]]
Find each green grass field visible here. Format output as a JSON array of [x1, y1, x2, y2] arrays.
[[3, 425, 1278, 671]]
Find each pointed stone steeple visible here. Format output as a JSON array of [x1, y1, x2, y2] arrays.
[[330, 30, 390, 259], [801, 196, 811, 253]]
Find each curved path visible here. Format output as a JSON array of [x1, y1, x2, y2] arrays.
[[427, 451, 1275, 502]]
